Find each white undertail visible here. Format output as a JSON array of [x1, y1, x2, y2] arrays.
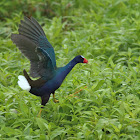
[[18, 75, 31, 91]]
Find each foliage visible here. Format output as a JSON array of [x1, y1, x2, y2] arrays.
[[0, 0, 140, 139]]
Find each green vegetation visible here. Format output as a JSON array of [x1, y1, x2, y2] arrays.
[[0, 0, 140, 139]]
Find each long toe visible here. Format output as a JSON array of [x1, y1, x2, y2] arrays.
[[54, 99, 59, 103]]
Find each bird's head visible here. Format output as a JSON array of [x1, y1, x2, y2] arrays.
[[75, 55, 88, 63]]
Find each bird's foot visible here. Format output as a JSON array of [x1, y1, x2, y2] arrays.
[[52, 93, 59, 103], [53, 99, 59, 103]]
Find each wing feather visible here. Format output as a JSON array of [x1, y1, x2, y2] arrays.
[[11, 34, 54, 79], [11, 17, 57, 80]]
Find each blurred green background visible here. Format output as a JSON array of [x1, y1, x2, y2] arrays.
[[0, 0, 140, 139]]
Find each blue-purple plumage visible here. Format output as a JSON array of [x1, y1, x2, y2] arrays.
[[30, 56, 78, 97], [11, 17, 88, 106]]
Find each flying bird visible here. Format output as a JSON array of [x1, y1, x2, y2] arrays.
[[11, 17, 88, 109]]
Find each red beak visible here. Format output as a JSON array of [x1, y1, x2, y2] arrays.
[[83, 58, 88, 63]]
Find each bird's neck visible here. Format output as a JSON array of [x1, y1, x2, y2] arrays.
[[59, 58, 78, 80], [64, 58, 77, 74]]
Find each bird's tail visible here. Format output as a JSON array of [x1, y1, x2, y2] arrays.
[[18, 70, 31, 91]]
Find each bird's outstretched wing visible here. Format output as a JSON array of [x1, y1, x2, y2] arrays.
[[11, 17, 56, 80]]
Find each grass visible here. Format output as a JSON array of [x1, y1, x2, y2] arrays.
[[0, 0, 140, 139]]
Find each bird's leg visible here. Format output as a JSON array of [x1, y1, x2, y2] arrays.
[[69, 86, 87, 97], [38, 109, 42, 117], [38, 95, 50, 117], [52, 92, 59, 103]]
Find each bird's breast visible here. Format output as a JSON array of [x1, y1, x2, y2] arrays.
[[30, 70, 66, 96]]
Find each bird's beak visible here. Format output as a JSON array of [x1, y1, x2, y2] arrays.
[[83, 58, 88, 63]]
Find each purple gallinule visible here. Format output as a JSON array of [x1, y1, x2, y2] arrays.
[[11, 17, 88, 108]]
